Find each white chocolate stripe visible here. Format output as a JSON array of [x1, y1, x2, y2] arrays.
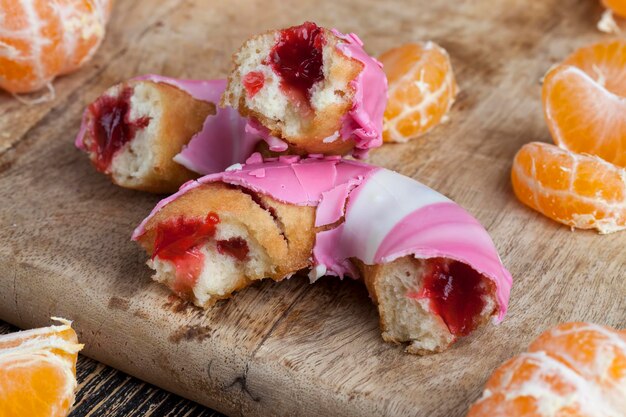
[[341, 169, 450, 264]]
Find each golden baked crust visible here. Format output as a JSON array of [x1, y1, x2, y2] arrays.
[[137, 183, 316, 280], [132, 82, 214, 193]]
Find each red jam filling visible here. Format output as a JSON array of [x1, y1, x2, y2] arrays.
[[152, 213, 220, 296], [217, 237, 249, 261], [87, 87, 150, 171], [243, 71, 265, 98], [268, 21, 325, 107], [415, 258, 490, 337]]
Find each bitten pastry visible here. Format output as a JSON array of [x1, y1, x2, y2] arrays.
[[133, 154, 512, 354], [75, 76, 259, 193], [222, 22, 388, 157], [467, 322, 626, 416]]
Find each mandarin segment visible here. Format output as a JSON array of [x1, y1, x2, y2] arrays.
[[529, 322, 626, 388], [543, 40, 626, 168], [58, 0, 112, 73], [470, 354, 593, 417], [0, 318, 83, 417], [0, 0, 113, 94], [603, 0, 626, 18], [511, 142, 626, 234], [561, 39, 626, 96], [467, 322, 626, 417], [379, 42, 458, 143]]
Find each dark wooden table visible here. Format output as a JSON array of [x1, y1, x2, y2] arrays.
[[0, 321, 223, 417]]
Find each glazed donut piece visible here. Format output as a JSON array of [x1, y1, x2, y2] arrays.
[[133, 155, 512, 353], [75, 76, 261, 193], [75, 79, 214, 193], [135, 182, 315, 306], [222, 22, 387, 157]]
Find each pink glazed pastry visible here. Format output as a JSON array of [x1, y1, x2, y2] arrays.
[[75, 76, 260, 193], [221, 22, 388, 159], [133, 154, 512, 354]]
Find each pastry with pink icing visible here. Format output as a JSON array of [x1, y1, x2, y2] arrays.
[[75, 76, 259, 193], [132, 154, 512, 354], [221, 22, 388, 158]]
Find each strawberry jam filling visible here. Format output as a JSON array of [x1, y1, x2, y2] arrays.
[[415, 258, 491, 337], [88, 87, 150, 172], [268, 21, 325, 107], [243, 71, 265, 98], [217, 237, 249, 261], [152, 212, 220, 296]]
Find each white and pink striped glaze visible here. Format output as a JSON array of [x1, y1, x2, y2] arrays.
[[74, 75, 261, 175], [133, 154, 512, 320]]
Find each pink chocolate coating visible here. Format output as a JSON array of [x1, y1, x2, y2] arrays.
[[244, 119, 289, 152], [133, 154, 512, 321], [74, 75, 260, 175], [331, 30, 388, 158]]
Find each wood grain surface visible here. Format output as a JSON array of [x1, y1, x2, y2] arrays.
[[0, 321, 221, 417], [0, 1, 625, 416]]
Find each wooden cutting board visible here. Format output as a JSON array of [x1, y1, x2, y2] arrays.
[[1, 1, 624, 416]]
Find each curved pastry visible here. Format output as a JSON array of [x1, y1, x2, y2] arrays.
[[133, 154, 512, 354], [222, 22, 388, 158], [468, 322, 626, 416], [75, 76, 259, 193]]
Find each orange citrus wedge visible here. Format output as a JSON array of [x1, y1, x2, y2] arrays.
[[543, 40, 626, 168], [379, 42, 458, 143], [511, 141, 626, 234], [0, 318, 83, 417], [603, 0, 626, 18], [467, 322, 626, 416], [0, 0, 113, 94]]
